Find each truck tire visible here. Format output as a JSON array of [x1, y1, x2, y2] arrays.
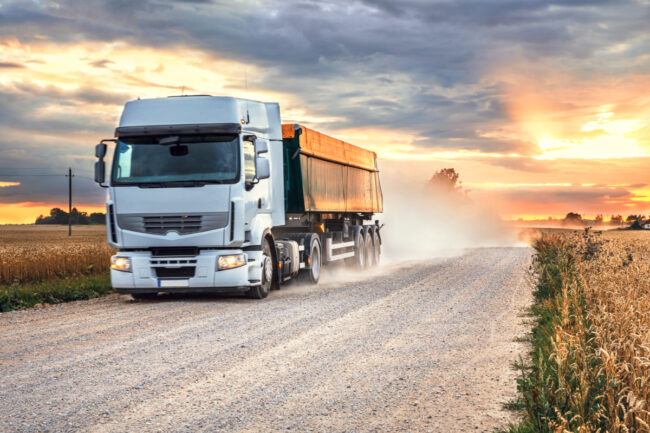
[[299, 234, 321, 284], [246, 239, 273, 299], [372, 229, 381, 266], [365, 229, 375, 268], [352, 228, 366, 269]]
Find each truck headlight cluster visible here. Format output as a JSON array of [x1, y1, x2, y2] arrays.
[[218, 254, 246, 271], [111, 256, 132, 273]]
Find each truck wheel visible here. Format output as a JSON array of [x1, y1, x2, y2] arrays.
[[132, 293, 158, 300], [365, 229, 375, 267], [307, 235, 322, 284], [372, 229, 381, 265], [299, 235, 321, 284], [246, 239, 273, 299], [353, 230, 366, 269]]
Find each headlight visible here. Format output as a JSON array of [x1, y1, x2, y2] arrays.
[[111, 256, 132, 272], [218, 254, 246, 270]]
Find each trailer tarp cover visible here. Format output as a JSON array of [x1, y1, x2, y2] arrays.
[[282, 124, 383, 214], [282, 124, 377, 172]]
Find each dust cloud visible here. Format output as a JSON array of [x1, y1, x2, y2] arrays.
[[314, 163, 520, 286], [377, 164, 519, 262]]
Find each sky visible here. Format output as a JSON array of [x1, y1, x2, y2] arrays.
[[0, 0, 649, 223]]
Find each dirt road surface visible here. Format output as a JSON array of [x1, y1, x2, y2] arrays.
[[1, 247, 531, 432]]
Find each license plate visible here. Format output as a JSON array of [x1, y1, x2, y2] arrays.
[[158, 279, 189, 288]]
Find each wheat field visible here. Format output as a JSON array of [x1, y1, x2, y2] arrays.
[[0, 225, 114, 285], [519, 229, 650, 433], [579, 230, 650, 432]]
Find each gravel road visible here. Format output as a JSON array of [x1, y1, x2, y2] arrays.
[[0, 247, 532, 432]]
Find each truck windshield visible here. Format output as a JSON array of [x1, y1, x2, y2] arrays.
[[111, 135, 239, 186]]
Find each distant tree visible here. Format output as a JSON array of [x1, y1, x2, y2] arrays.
[[428, 168, 462, 193], [564, 212, 582, 222], [594, 214, 604, 225], [89, 212, 105, 224], [610, 214, 623, 224], [34, 208, 105, 225], [626, 214, 643, 223]]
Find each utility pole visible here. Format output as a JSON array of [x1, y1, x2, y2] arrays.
[[66, 167, 74, 236]]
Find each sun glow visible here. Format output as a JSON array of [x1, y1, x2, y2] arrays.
[[535, 112, 647, 160]]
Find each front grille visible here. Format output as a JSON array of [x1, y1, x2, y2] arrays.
[[151, 247, 199, 257], [117, 212, 228, 235], [154, 266, 196, 278], [143, 215, 202, 234]]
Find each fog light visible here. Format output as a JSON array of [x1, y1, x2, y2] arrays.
[[218, 254, 246, 271], [111, 256, 132, 272]]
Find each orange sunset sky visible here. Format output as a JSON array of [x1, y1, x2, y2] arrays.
[[0, 0, 649, 224]]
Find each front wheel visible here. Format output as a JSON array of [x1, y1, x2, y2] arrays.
[[246, 238, 273, 299]]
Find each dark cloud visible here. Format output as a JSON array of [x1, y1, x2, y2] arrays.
[[0, 85, 122, 135], [0, 133, 104, 207], [0, 62, 24, 68], [502, 185, 633, 205], [88, 59, 114, 68]]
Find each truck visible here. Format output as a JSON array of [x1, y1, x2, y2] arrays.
[[93, 95, 383, 299]]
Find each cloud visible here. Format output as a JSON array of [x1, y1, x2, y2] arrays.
[[0, 83, 127, 139], [0, 0, 647, 156], [0, 61, 24, 68], [88, 59, 114, 68]]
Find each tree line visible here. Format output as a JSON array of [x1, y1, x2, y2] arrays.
[[35, 208, 105, 225]]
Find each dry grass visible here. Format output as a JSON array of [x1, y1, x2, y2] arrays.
[[507, 229, 650, 432], [0, 225, 114, 285]]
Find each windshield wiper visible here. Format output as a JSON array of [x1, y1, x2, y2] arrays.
[[133, 180, 225, 188], [163, 181, 207, 187]]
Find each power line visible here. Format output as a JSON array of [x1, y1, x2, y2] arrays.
[[0, 174, 65, 177]]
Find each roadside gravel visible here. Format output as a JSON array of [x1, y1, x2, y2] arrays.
[[0, 247, 532, 432]]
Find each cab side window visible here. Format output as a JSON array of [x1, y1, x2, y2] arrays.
[[243, 140, 256, 183]]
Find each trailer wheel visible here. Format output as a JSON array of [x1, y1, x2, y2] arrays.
[[365, 229, 375, 267], [353, 230, 367, 269], [372, 229, 381, 266], [246, 239, 273, 299]]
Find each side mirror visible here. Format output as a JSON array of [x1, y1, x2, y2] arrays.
[[256, 158, 270, 180], [95, 142, 107, 159], [94, 160, 105, 184], [255, 139, 268, 154]]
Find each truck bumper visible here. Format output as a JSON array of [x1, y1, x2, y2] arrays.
[[111, 249, 264, 294]]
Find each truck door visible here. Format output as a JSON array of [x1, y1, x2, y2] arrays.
[[243, 137, 270, 232]]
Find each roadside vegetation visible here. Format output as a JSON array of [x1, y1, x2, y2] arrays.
[[505, 229, 650, 432], [0, 225, 114, 312]]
